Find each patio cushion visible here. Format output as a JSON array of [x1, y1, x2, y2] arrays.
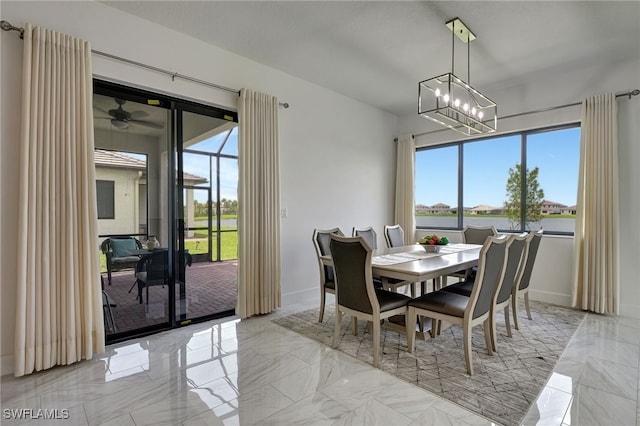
[[111, 239, 137, 258]]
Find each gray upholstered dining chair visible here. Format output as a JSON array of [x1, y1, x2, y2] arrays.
[[329, 234, 411, 368], [353, 226, 414, 294], [312, 227, 344, 322], [383, 224, 405, 248], [447, 225, 499, 283], [352, 226, 378, 250], [443, 233, 528, 351], [512, 229, 543, 329], [406, 234, 509, 375]]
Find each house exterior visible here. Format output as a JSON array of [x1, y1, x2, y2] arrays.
[[540, 200, 568, 215], [95, 149, 207, 238]]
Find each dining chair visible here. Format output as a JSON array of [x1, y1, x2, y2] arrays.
[[446, 225, 499, 284], [406, 234, 509, 375], [383, 224, 405, 248], [443, 233, 528, 350], [512, 228, 543, 329], [312, 227, 344, 322], [354, 226, 415, 295], [329, 234, 411, 368]]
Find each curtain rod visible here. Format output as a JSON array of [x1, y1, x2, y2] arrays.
[[1, 20, 290, 109], [405, 89, 640, 140]]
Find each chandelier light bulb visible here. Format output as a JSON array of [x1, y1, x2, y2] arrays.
[[454, 98, 460, 107], [478, 111, 484, 119], [471, 107, 477, 116], [463, 103, 469, 112], [443, 93, 450, 103], [435, 88, 441, 97]]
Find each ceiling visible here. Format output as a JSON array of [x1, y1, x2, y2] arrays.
[[101, 1, 640, 117]]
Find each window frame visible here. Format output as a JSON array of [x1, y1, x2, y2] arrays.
[[415, 122, 580, 236]]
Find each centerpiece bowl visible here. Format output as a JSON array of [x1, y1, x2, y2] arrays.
[[419, 235, 449, 253]]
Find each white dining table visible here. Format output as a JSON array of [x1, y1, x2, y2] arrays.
[[321, 242, 482, 292]]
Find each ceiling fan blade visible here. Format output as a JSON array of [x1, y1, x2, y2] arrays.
[[129, 110, 150, 120], [110, 119, 129, 129], [130, 119, 165, 130]]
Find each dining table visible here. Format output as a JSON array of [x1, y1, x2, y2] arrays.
[[321, 242, 483, 338], [321, 242, 482, 292]]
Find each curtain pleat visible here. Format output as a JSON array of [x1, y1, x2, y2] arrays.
[[15, 24, 104, 376], [237, 89, 281, 318], [571, 93, 619, 314], [394, 134, 416, 244]]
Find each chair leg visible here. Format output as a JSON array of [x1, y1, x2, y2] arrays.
[[333, 308, 342, 348], [372, 315, 381, 368], [483, 320, 493, 356], [504, 306, 512, 338], [107, 269, 112, 286], [464, 324, 474, 376], [410, 283, 416, 298], [512, 293, 521, 330], [524, 292, 532, 320], [407, 308, 416, 353], [352, 316, 358, 336], [490, 309, 498, 353], [319, 289, 326, 322]]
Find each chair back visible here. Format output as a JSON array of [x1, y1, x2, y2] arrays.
[[329, 235, 376, 315], [468, 235, 509, 319], [352, 226, 377, 250], [518, 229, 543, 290], [101, 236, 142, 258], [139, 250, 169, 285], [495, 233, 528, 305], [384, 224, 404, 248], [462, 225, 497, 245], [312, 228, 344, 283]]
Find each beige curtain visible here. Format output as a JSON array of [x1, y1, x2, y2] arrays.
[[15, 24, 104, 376], [394, 134, 416, 244], [237, 89, 281, 318], [571, 93, 619, 314]]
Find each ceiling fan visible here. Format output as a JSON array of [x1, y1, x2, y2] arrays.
[[94, 98, 164, 130]]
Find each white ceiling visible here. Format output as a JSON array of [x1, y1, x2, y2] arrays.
[[101, 1, 640, 117]]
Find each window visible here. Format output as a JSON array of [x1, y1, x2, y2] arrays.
[[96, 180, 115, 219], [415, 124, 580, 235]]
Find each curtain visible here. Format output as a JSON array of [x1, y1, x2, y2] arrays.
[[237, 89, 281, 318], [15, 24, 104, 376], [571, 93, 619, 314], [394, 134, 416, 244]]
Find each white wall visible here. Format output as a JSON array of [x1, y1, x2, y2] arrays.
[[401, 57, 640, 317], [0, 1, 398, 374]]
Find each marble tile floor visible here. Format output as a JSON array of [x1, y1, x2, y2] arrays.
[[1, 301, 639, 426]]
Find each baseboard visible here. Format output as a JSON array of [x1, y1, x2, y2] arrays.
[[529, 289, 572, 307], [1, 354, 14, 377], [282, 287, 319, 307], [619, 303, 640, 319]]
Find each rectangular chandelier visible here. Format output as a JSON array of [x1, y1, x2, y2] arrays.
[[418, 18, 497, 136]]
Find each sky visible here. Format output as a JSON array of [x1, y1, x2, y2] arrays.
[[415, 127, 580, 208], [183, 128, 238, 202]]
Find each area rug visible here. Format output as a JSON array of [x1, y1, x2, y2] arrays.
[[273, 300, 586, 426]]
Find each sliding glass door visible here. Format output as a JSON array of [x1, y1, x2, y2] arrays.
[[94, 80, 238, 342], [176, 108, 239, 324]]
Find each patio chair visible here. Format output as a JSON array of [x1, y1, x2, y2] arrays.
[[101, 237, 143, 285]]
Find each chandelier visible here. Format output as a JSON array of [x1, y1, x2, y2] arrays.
[[418, 18, 497, 135]]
